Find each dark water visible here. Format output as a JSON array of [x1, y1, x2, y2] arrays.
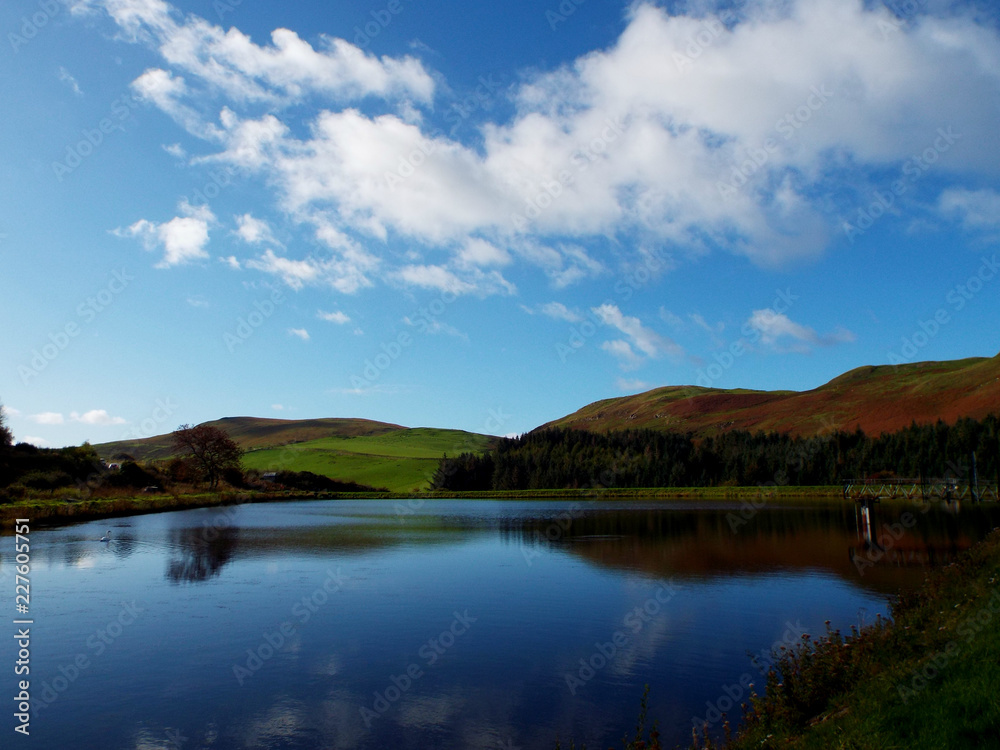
[[3, 498, 998, 750]]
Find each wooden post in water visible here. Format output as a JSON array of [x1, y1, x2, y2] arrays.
[[971, 451, 979, 504]]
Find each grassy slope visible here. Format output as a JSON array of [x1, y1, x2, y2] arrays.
[[94, 421, 495, 493], [241, 427, 494, 492], [542, 354, 1000, 438], [96, 416, 405, 461]]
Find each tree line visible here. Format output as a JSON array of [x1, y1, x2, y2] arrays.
[[431, 415, 1000, 491]]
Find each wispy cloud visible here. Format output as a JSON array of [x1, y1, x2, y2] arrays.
[[592, 303, 683, 368], [746, 310, 855, 352], [71, 409, 126, 426], [288, 328, 310, 341], [615, 377, 650, 392], [318, 310, 351, 324], [57, 66, 82, 95], [28, 411, 64, 425]]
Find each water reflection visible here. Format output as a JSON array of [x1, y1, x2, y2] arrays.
[[848, 498, 978, 573], [13, 498, 1000, 750], [502, 501, 998, 594], [166, 525, 239, 583]]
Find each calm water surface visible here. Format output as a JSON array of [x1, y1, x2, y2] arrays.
[[3, 498, 998, 749]]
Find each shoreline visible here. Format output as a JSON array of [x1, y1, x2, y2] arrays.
[[0, 483, 964, 530]]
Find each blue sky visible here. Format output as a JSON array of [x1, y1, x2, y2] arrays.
[[2, 0, 999, 447]]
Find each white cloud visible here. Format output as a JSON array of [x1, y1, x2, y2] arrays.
[[601, 339, 643, 370], [58, 66, 83, 95], [456, 238, 511, 267], [592, 303, 683, 362], [393, 264, 515, 297], [78, 0, 434, 106], [288, 328, 310, 340], [22, 436, 51, 447], [115, 200, 215, 268], [28, 412, 64, 425], [939, 188, 1000, 230], [317, 310, 350, 324], [71, 409, 127, 425], [90, 0, 1000, 285], [234, 213, 279, 245], [402, 315, 468, 340], [271, 404, 284, 410], [3, 406, 21, 417], [186, 295, 209, 307], [746, 309, 855, 351], [246, 247, 375, 293], [539, 301, 581, 322], [220, 255, 241, 270], [659, 308, 684, 329], [163, 142, 186, 159], [616, 377, 650, 392]]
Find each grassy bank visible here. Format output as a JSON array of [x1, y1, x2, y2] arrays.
[[0, 489, 396, 528], [1, 485, 851, 528], [687, 526, 1000, 750]]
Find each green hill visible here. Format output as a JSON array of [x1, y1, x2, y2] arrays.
[[240, 427, 494, 492], [94, 418, 494, 492]]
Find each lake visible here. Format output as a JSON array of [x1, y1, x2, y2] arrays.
[[4, 497, 999, 749]]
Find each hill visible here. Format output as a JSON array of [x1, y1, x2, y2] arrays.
[[96, 416, 404, 462], [93, 418, 494, 492], [541, 354, 1000, 438]]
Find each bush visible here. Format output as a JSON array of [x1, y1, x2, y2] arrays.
[[105, 461, 161, 489]]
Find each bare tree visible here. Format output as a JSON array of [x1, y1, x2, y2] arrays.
[[172, 424, 243, 489], [0, 401, 12, 448]]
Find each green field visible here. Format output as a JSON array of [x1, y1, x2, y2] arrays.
[[241, 427, 494, 492]]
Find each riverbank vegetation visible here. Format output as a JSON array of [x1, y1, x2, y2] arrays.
[[681, 526, 1000, 749]]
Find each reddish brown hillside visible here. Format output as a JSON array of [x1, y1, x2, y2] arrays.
[[541, 354, 1000, 438]]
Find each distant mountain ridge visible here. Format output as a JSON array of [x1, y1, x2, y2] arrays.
[[540, 354, 1000, 438], [91, 354, 1000, 486]]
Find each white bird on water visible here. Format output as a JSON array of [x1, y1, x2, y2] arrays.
[[100, 530, 112, 543]]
